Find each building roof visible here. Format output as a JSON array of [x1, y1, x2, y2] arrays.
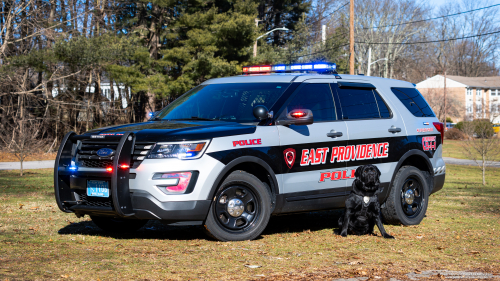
[[445, 75, 500, 88]]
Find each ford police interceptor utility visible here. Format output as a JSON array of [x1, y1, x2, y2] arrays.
[[54, 62, 446, 241]]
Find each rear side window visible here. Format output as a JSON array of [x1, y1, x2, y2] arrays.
[[335, 86, 391, 120], [286, 84, 336, 122], [391, 87, 435, 117], [375, 92, 391, 118]]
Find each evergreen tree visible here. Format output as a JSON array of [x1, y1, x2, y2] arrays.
[[257, 0, 310, 46]]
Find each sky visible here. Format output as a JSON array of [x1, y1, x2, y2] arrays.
[[432, 0, 500, 9]]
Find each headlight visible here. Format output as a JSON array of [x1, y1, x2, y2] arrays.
[[148, 140, 210, 160]]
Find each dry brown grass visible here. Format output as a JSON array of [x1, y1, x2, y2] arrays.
[[0, 165, 499, 280], [0, 151, 57, 162]]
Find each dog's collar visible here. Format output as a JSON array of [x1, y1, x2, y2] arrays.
[[352, 181, 383, 197]]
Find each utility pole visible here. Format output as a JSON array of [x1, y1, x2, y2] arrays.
[[367, 47, 372, 76], [349, 0, 355, 74], [322, 25, 326, 45], [444, 71, 447, 126], [253, 18, 259, 58]]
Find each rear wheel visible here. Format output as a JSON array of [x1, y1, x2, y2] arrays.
[[382, 166, 429, 225], [204, 170, 271, 241], [90, 216, 148, 233]]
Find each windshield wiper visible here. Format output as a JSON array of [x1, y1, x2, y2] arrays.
[[173, 116, 220, 121]]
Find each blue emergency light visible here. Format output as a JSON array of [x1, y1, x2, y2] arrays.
[[242, 62, 336, 74]]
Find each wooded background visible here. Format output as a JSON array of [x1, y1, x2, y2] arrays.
[[0, 0, 499, 150]]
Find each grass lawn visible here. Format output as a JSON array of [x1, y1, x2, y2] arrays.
[[442, 140, 467, 159], [0, 165, 499, 280], [442, 139, 500, 161], [0, 151, 57, 162]]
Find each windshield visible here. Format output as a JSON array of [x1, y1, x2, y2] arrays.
[[155, 83, 290, 123]]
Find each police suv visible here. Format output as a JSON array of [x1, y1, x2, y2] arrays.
[[54, 62, 446, 241]]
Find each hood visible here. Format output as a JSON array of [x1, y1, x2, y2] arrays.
[[84, 121, 256, 142]]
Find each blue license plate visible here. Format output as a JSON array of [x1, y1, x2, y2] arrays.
[[87, 180, 109, 198]]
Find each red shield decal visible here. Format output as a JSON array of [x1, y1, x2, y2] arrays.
[[283, 148, 296, 169]]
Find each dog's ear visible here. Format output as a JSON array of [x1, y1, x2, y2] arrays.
[[355, 165, 364, 179]]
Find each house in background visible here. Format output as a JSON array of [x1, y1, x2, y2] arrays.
[[416, 75, 500, 123], [51, 78, 131, 108]]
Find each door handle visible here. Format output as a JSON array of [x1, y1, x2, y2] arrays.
[[327, 130, 343, 138], [388, 125, 401, 133]]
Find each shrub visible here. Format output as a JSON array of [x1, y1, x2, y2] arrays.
[[458, 119, 495, 139], [445, 128, 466, 140]]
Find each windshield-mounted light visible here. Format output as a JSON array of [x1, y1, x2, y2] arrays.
[[148, 140, 210, 160]]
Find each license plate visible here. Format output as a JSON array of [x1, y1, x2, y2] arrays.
[[87, 180, 109, 198]]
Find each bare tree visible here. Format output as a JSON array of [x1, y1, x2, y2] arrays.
[[460, 120, 500, 185], [353, 0, 430, 78], [0, 113, 46, 176], [421, 88, 462, 122]]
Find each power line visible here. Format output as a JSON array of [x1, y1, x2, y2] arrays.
[[363, 3, 500, 30], [356, 30, 500, 45], [299, 31, 348, 49], [290, 43, 349, 60]]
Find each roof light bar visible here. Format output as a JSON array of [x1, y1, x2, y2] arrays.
[[242, 63, 336, 73]]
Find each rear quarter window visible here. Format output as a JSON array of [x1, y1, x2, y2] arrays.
[[391, 87, 435, 117]]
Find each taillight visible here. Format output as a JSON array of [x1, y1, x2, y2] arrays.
[[433, 122, 444, 143], [119, 164, 130, 169], [106, 167, 113, 172]]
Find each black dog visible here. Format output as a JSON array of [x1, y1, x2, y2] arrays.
[[338, 164, 394, 239]]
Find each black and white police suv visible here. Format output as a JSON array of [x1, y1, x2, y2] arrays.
[[54, 62, 446, 241]]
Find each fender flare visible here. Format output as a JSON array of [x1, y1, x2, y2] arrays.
[[206, 156, 280, 203], [387, 149, 434, 199]]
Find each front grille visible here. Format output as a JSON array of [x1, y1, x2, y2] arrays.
[[74, 189, 112, 208], [81, 159, 113, 168], [76, 140, 153, 169]]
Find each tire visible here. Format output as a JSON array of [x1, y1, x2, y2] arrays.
[[91, 216, 148, 233], [381, 166, 429, 225], [204, 170, 271, 241]]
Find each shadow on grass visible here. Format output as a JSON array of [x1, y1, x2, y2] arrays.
[[57, 209, 345, 241]]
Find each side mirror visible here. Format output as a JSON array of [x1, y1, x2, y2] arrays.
[[276, 109, 314, 126], [253, 105, 271, 120]]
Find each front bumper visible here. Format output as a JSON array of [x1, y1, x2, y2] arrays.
[[54, 132, 217, 222], [67, 192, 211, 222]]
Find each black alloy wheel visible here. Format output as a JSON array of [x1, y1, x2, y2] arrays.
[[400, 177, 424, 218], [381, 165, 429, 225], [215, 185, 259, 231], [204, 170, 271, 241]]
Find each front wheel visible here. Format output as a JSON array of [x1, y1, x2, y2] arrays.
[[381, 166, 429, 225], [204, 170, 271, 241], [90, 216, 148, 233]]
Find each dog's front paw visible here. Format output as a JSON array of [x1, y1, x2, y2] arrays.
[[340, 230, 348, 237], [383, 233, 395, 239]]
